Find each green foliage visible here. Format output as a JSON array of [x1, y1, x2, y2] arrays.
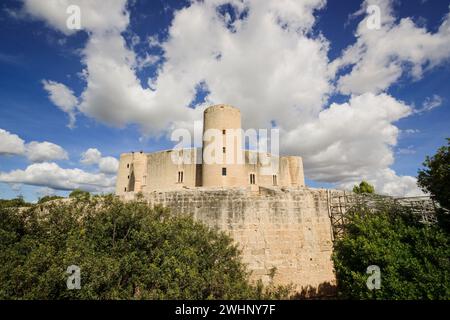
[[0, 196, 31, 209], [332, 202, 450, 300], [417, 139, 450, 233], [0, 196, 291, 300], [68, 189, 90, 199], [37, 195, 64, 204], [353, 181, 375, 194]]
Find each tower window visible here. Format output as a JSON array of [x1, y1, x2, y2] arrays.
[[124, 187, 127, 192], [223, 147, 226, 153], [222, 129, 226, 135], [127, 164, 130, 168], [250, 174, 256, 185], [222, 168, 227, 176], [272, 175, 278, 186], [178, 171, 184, 183]]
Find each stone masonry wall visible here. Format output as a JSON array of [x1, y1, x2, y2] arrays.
[[133, 187, 344, 290]]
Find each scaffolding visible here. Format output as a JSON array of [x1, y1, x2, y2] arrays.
[[327, 192, 441, 241]]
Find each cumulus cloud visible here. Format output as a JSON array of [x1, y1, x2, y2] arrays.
[[0, 162, 115, 193], [42, 80, 78, 128], [80, 148, 102, 165], [0, 128, 68, 163], [333, 0, 450, 95], [25, 141, 69, 163], [80, 148, 119, 174], [0, 129, 25, 155], [20, 0, 449, 196]]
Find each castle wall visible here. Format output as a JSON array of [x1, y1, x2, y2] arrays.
[[143, 149, 200, 192], [138, 187, 342, 289]]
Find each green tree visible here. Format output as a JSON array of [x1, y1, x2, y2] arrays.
[[37, 195, 64, 204], [353, 181, 375, 194], [68, 189, 90, 199], [418, 138, 450, 210], [332, 202, 450, 299], [0, 196, 290, 299]]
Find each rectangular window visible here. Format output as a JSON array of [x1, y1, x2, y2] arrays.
[[250, 174, 256, 185], [143, 175, 147, 185], [222, 168, 227, 176], [223, 147, 226, 153], [273, 175, 277, 186], [124, 187, 127, 192], [222, 129, 226, 135]]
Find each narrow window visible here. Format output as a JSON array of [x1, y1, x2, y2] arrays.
[[178, 171, 184, 183], [223, 147, 226, 153], [222, 129, 226, 135], [222, 168, 227, 176], [273, 175, 277, 186], [143, 175, 147, 185], [124, 187, 127, 192], [250, 174, 256, 185], [128, 175, 130, 179], [127, 164, 130, 168]]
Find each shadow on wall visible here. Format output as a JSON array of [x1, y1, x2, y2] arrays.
[[293, 282, 337, 300]]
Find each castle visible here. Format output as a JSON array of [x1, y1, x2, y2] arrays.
[[116, 104, 305, 195], [116, 105, 338, 291]]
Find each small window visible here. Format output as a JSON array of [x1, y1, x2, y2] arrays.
[[272, 175, 277, 186], [128, 175, 130, 179], [222, 168, 227, 176], [127, 164, 130, 168], [178, 171, 184, 183], [143, 175, 147, 185], [250, 173, 256, 185], [222, 129, 226, 135], [124, 187, 127, 192], [223, 147, 226, 153]]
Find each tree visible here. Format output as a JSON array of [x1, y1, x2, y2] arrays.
[[418, 138, 450, 210], [37, 195, 63, 204], [353, 181, 375, 194], [332, 201, 450, 300], [68, 189, 90, 199], [0, 196, 290, 299]]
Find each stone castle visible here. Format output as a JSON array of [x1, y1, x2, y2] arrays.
[[116, 105, 338, 291]]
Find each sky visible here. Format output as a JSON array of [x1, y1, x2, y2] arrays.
[[0, 0, 449, 202]]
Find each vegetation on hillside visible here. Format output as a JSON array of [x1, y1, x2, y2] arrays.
[[0, 195, 291, 300]]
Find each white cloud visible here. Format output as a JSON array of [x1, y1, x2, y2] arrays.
[[0, 129, 25, 155], [21, 0, 129, 35], [80, 148, 119, 174], [333, 0, 450, 95], [42, 80, 78, 128], [98, 157, 119, 174], [80, 148, 102, 165], [0, 162, 115, 193], [281, 93, 420, 196], [20, 0, 450, 197], [416, 94, 443, 113], [25, 141, 69, 163], [0, 128, 68, 163]]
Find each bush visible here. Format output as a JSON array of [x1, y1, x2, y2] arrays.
[[0, 196, 291, 300], [68, 189, 90, 199], [37, 195, 64, 204], [332, 202, 450, 300]]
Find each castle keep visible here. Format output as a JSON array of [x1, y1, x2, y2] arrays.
[[116, 105, 337, 290], [116, 105, 305, 194]]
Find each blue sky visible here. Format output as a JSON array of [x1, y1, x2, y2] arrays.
[[0, 0, 449, 202]]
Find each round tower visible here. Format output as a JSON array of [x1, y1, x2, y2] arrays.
[[202, 104, 246, 187]]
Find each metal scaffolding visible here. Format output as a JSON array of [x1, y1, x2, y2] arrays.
[[327, 192, 441, 241]]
